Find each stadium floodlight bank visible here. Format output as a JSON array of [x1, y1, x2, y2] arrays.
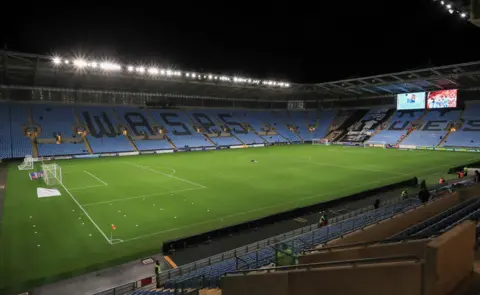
[[312, 139, 331, 145], [18, 155, 35, 170], [41, 164, 62, 186]]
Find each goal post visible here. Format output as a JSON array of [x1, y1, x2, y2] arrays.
[[312, 138, 330, 145], [364, 141, 389, 149], [18, 155, 34, 170], [41, 164, 62, 186]]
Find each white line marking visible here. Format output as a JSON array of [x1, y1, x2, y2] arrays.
[[59, 181, 112, 244], [111, 160, 464, 244], [298, 159, 408, 176], [116, 173, 408, 244], [122, 162, 206, 188], [81, 187, 205, 207], [69, 184, 109, 191], [84, 170, 108, 186]]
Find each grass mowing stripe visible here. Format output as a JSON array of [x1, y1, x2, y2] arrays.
[[84, 170, 108, 186], [122, 161, 206, 188]]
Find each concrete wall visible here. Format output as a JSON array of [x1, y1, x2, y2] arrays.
[[324, 189, 473, 247], [424, 220, 476, 295], [299, 239, 430, 265], [222, 260, 423, 295]]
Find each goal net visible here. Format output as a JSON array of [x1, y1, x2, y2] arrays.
[[364, 141, 388, 149], [41, 164, 62, 186], [312, 138, 330, 145], [18, 155, 35, 170]]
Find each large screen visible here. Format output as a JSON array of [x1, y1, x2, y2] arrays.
[[396, 92, 426, 110], [427, 89, 458, 109]]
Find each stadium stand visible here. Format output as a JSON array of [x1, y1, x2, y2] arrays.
[[149, 109, 215, 148], [10, 104, 33, 158], [218, 185, 479, 295], [442, 103, 480, 148], [340, 108, 392, 143], [401, 110, 462, 147], [78, 106, 135, 153], [31, 104, 76, 138], [367, 110, 424, 145], [0, 104, 12, 159], [37, 142, 88, 157]]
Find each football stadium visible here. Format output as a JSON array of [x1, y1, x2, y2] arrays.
[[2, 3, 480, 295]]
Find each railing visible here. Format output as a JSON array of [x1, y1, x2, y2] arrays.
[[94, 180, 474, 295], [224, 255, 421, 276]]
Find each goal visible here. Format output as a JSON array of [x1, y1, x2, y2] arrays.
[[312, 138, 330, 145], [364, 141, 388, 149], [41, 164, 62, 186], [18, 155, 35, 170]]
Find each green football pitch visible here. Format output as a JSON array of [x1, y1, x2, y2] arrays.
[[1, 145, 479, 292]]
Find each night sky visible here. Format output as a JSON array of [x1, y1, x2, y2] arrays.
[[0, 0, 478, 83]]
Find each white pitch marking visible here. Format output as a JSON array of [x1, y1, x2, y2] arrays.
[[122, 162, 206, 188], [60, 182, 112, 244], [111, 162, 457, 244], [69, 184, 109, 191], [81, 186, 205, 207], [84, 170, 108, 186], [298, 159, 408, 176]]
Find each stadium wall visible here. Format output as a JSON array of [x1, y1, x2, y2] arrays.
[[162, 177, 418, 252], [323, 187, 478, 247]]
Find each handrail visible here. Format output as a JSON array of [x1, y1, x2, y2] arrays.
[[224, 255, 421, 276], [93, 179, 475, 295], [302, 235, 432, 253]]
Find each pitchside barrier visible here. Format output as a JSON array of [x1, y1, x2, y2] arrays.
[[92, 179, 473, 295]]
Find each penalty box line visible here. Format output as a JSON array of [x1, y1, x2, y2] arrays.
[[121, 162, 206, 188], [112, 162, 465, 244], [81, 186, 206, 207], [115, 173, 409, 244], [59, 181, 113, 245]]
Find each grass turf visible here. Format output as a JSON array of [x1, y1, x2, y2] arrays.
[[0, 144, 479, 292]]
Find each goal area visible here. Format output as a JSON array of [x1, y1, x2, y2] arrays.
[[41, 164, 62, 186]]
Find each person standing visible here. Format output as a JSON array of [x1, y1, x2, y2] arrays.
[[374, 199, 380, 210], [155, 260, 161, 288]]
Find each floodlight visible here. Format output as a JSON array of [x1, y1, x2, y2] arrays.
[[136, 66, 145, 73], [449, 9, 454, 14], [175, 71, 181, 76], [100, 62, 121, 71], [208, 75, 213, 80], [285, 83, 290, 87], [446, 4, 451, 8], [166, 70, 173, 76], [64, 60, 70, 64], [460, 12, 467, 18], [191, 73, 196, 78], [52, 57, 61, 65], [148, 67, 159, 75], [440, 1, 444, 5], [186, 73, 190, 77], [127, 65, 134, 72], [160, 69, 166, 75], [73, 59, 87, 68], [89, 62, 98, 68]]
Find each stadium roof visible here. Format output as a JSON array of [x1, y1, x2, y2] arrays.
[[1, 50, 480, 102]]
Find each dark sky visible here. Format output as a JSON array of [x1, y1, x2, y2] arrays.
[[1, 0, 479, 83]]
